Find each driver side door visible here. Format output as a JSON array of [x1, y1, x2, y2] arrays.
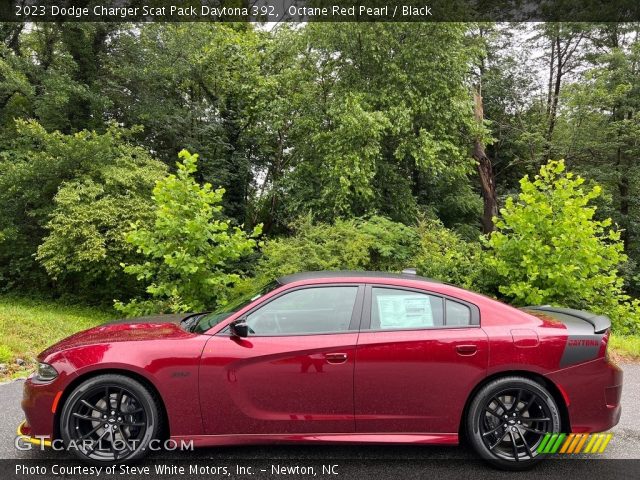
[[199, 284, 364, 435]]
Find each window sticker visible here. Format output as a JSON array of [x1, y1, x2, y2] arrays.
[[377, 294, 433, 328]]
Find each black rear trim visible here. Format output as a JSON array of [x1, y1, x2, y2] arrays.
[[524, 305, 611, 334]]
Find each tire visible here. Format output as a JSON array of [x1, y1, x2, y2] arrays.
[[466, 376, 561, 471], [60, 374, 162, 464]]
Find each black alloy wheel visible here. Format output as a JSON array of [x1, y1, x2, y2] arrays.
[[467, 376, 561, 470], [60, 374, 161, 463]]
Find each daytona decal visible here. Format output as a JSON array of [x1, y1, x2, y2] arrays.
[[560, 334, 604, 367]]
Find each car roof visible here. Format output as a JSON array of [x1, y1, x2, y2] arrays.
[[277, 270, 442, 285]]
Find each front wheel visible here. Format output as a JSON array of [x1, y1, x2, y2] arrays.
[[60, 374, 162, 463], [467, 376, 561, 470]]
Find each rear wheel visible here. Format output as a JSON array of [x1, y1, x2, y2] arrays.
[[60, 374, 161, 463], [467, 376, 561, 470]]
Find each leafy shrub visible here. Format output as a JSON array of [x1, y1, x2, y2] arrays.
[[35, 133, 167, 300], [115, 150, 261, 316], [414, 219, 489, 290], [254, 215, 421, 281], [0, 120, 167, 301], [248, 214, 491, 298], [486, 160, 640, 334]]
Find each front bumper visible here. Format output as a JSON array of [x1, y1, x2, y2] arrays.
[[17, 420, 52, 447], [547, 357, 623, 433], [21, 373, 66, 439]]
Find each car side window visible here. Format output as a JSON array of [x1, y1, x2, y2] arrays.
[[370, 288, 444, 330], [245, 286, 358, 336], [445, 299, 472, 326]]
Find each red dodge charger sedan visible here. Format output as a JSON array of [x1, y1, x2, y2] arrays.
[[19, 271, 622, 469]]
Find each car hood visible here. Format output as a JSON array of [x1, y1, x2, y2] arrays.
[[39, 313, 198, 359]]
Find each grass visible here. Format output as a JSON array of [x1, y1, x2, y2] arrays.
[[0, 295, 638, 381], [0, 296, 114, 380], [609, 334, 640, 362]]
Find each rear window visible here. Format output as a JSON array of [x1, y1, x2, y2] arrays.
[[445, 299, 471, 326]]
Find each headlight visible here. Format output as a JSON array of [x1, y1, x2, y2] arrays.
[[35, 362, 58, 382]]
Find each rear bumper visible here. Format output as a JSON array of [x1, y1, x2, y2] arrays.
[[547, 357, 623, 433]]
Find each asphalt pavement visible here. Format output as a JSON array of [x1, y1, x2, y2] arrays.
[[1, 364, 639, 479]]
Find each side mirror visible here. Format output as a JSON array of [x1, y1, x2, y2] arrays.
[[230, 320, 249, 338]]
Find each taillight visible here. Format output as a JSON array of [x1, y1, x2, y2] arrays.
[[599, 329, 610, 359]]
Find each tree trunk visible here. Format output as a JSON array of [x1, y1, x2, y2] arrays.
[[7, 23, 23, 55], [546, 37, 556, 119], [618, 172, 630, 251], [545, 35, 562, 159], [616, 109, 633, 252], [472, 88, 498, 233]]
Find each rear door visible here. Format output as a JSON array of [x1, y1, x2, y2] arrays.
[[354, 285, 488, 433], [199, 284, 364, 435]]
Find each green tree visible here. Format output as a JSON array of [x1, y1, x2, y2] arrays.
[[103, 23, 262, 224], [0, 44, 33, 128], [552, 24, 640, 291], [472, 24, 549, 213], [252, 23, 483, 231], [0, 23, 114, 139], [0, 120, 165, 299], [116, 150, 262, 316], [486, 160, 639, 333]]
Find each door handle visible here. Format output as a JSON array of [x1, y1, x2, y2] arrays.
[[324, 353, 348, 364], [456, 344, 478, 356]]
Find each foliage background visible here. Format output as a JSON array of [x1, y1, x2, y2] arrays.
[[1, 21, 640, 338]]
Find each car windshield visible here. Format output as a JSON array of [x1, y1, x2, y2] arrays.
[[192, 281, 280, 333]]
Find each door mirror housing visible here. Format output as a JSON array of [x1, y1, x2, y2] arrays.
[[230, 320, 249, 338]]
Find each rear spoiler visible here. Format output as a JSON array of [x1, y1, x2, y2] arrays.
[[524, 305, 611, 334]]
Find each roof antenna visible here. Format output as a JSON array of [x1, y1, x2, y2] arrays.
[[402, 268, 417, 276]]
